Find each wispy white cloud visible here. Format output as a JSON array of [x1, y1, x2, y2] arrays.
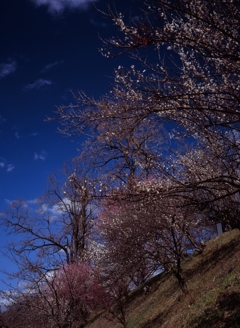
[[28, 198, 39, 204], [41, 60, 63, 73], [34, 151, 47, 161], [6, 164, 15, 172], [38, 197, 76, 221], [24, 79, 52, 90], [30, 0, 97, 14], [4, 198, 39, 208], [39, 202, 63, 216], [0, 60, 17, 79], [0, 159, 15, 172], [15, 132, 20, 139]]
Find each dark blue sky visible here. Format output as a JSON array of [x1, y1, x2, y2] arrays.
[[0, 0, 135, 285], [0, 0, 133, 206]]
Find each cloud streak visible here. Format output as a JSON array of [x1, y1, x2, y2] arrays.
[[0, 61, 17, 79], [30, 0, 97, 14], [6, 164, 15, 172], [24, 79, 52, 90], [0, 161, 15, 172], [34, 151, 47, 161], [41, 60, 63, 73]]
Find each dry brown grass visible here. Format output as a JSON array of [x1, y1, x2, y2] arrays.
[[84, 229, 240, 328]]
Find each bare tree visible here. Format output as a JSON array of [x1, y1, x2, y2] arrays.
[[1, 168, 97, 273]]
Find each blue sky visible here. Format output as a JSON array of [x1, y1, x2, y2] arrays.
[[0, 0, 133, 286], [0, 0, 132, 206]]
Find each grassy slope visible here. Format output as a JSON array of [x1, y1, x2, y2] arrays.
[[85, 229, 240, 328]]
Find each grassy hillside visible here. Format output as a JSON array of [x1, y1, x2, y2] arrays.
[[85, 229, 240, 328]]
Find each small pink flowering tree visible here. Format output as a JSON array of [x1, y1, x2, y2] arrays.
[[0, 263, 108, 328], [44, 263, 107, 327]]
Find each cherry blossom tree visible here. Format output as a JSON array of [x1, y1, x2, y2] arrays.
[[172, 138, 240, 231], [52, 87, 170, 187], [51, 0, 240, 222], [95, 178, 212, 294], [91, 239, 135, 328]]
